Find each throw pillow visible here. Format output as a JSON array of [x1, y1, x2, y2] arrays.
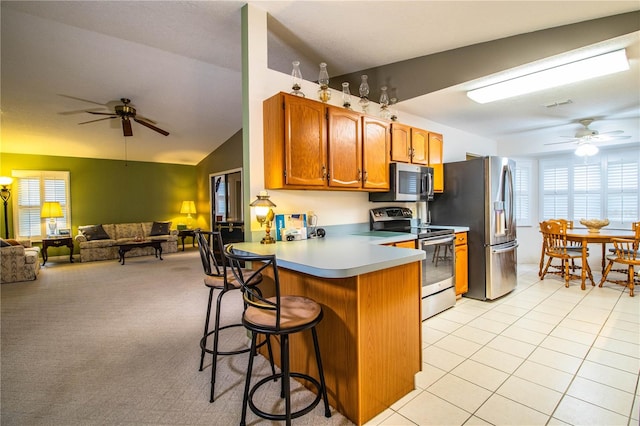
[[6, 239, 21, 246], [0, 239, 11, 247], [150, 221, 171, 236], [79, 224, 111, 241]]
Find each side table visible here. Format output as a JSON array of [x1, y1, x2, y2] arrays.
[[42, 236, 74, 265], [177, 229, 196, 251]]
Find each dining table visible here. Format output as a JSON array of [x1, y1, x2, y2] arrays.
[[565, 228, 636, 290]]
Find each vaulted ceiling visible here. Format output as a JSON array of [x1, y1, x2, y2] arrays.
[[1, 1, 638, 165]]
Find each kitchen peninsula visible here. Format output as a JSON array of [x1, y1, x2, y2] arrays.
[[230, 235, 425, 425]]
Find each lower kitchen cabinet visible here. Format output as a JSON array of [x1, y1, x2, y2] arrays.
[[454, 231, 468, 295]]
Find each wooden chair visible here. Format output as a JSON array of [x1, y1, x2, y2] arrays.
[[224, 244, 331, 426], [599, 222, 640, 297], [540, 220, 594, 288], [538, 219, 583, 277]]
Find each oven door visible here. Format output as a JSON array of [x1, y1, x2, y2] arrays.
[[420, 235, 455, 291]]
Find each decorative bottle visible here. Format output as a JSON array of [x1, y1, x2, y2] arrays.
[[379, 86, 390, 118], [318, 62, 331, 103], [290, 60, 304, 97], [359, 75, 370, 113], [342, 82, 352, 109]]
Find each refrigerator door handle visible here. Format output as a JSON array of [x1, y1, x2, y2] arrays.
[[492, 243, 519, 254], [504, 165, 515, 233]]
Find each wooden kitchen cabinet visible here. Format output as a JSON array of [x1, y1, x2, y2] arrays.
[[384, 239, 417, 249], [264, 92, 389, 191], [390, 123, 428, 165], [264, 92, 326, 188], [327, 106, 362, 188], [429, 132, 444, 193], [362, 116, 390, 190], [454, 231, 468, 295]]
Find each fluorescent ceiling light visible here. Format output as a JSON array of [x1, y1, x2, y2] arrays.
[[467, 49, 629, 104], [574, 142, 599, 157]]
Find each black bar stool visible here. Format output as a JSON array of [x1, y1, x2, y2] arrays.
[[224, 244, 331, 426], [195, 230, 274, 402]]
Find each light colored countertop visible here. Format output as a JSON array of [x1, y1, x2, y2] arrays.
[[229, 232, 425, 279]]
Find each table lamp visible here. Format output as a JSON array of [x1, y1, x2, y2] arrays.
[[250, 191, 276, 244], [41, 201, 63, 236], [180, 200, 196, 228]]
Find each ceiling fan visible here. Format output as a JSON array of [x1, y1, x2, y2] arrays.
[[545, 118, 630, 146], [78, 98, 169, 137]]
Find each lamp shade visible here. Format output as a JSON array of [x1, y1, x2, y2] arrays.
[[41, 201, 63, 218], [575, 143, 599, 157], [0, 176, 13, 186], [180, 201, 196, 215]]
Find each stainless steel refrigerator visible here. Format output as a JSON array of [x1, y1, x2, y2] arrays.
[[430, 156, 518, 300]]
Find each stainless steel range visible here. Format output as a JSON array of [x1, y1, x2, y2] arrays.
[[370, 207, 456, 320]]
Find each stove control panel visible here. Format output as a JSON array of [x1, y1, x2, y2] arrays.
[[370, 207, 413, 222]]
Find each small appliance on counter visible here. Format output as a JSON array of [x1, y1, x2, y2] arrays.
[[370, 206, 456, 320], [275, 213, 307, 241]]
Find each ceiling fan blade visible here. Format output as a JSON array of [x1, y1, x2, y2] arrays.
[[78, 116, 117, 124], [598, 130, 624, 135], [544, 140, 576, 146], [134, 118, 169, 136], [59, 107, 107, 116], [58, 94, 108, 106], [135, 114, 157, 125], [87, 111, 118, 116], [122, 118, 133, 137]]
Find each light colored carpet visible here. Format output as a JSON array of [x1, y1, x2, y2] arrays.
[[1, 250, 352, 425]]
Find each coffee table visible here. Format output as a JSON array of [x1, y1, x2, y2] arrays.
[[116, 239, 166, 265]]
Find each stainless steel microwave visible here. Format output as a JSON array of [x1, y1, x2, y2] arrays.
[[369, 163, 434, 202]]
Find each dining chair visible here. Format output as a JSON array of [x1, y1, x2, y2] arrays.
[[539, 220, 594, 288], [599, 222, 639, 297], [195, 230, 274, 402], [538, 219, 583, 277], [224, 244, 331, 426]]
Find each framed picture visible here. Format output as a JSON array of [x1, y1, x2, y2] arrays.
[[59, 228, 71, 236]]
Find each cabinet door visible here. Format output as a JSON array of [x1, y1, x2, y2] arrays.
[[284, 95, 327, 187], [327, 106, 362, 188], [411, 128, 429, 165], [362, 117, 390, 190], [428, 132, 444, 192], [390, 123, 411, 163], [454, 232, 468, 295]]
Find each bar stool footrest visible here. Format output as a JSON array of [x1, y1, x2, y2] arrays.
[[247, 372, 323, 421]]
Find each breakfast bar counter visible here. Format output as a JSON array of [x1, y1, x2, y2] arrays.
[[230, 237, 425, 425]]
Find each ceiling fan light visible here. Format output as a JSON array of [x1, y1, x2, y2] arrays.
[[575, 143, 599, 157], [467, 49, 629, 104]]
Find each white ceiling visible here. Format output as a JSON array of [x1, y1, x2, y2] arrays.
[[1, 1, 639, 165]]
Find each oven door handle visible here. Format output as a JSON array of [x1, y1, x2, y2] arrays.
[[421, 236, 455, 246]]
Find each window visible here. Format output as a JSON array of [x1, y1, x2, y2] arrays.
[[514, 160, 531, 226], [539, 148, 639, 228], [11, 170, 71, 240]]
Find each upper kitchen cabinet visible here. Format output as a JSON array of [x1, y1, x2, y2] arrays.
[[327, 106, 362, 189], [390, 123, 428, 165], [263, 92, 389, 191], [362, 117, 390, 190], [428, 132, 444, 193], [264, 93, 326, 188]]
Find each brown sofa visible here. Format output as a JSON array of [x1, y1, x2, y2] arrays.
[[74, 222, 178, 262]]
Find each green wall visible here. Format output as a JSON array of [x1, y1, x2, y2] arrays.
[[195, 129, 243, 230], [0, 153, 196, 245]]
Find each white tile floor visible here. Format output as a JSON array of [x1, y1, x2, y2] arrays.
[[365, 264, 639, 426]]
